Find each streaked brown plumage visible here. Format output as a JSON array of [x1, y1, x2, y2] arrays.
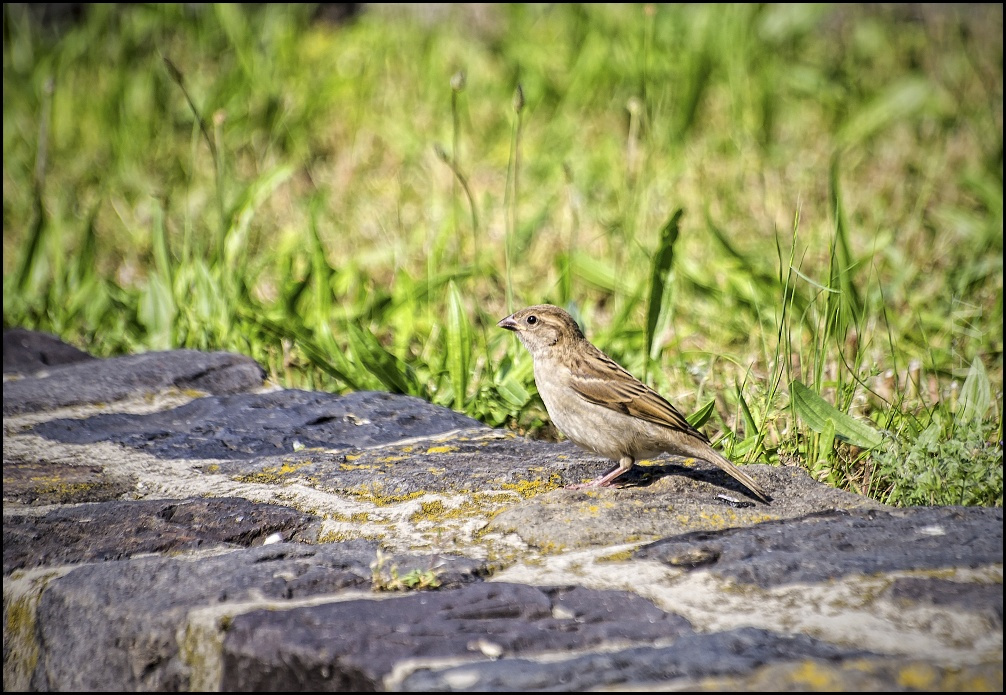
[[498, 304, 769, 502]]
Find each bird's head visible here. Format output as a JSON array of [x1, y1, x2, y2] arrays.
[[497, 304, 585, 357]]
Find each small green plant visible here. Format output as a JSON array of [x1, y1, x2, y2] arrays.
[[790, 357, 1002, 506], [871, 418, 1002, 507], [872, 357, 1002, 506], [370, 549, 442, 592]]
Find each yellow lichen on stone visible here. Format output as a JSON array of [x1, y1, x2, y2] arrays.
[[895, 662, 941, 689], [501, 474, 562, 498], [472, 492, 520, 506], [596, 549, 635, 562], [4, 592, 40, 690], [317, 529, 386, 544], [278, 461, 309, 474], [784, 659, 855, 690], [325, 511, 373, 523], [413, 499, 446, 520], [339, 461, 383, 471], [28, 477, 102, 499], [409, 499, 498, 527], [425, 445, 457, 455], [533, 540, 567, 554], [233, 459, 316, 485], [345, 486, 426, 507], [3, 569, 71, 691]]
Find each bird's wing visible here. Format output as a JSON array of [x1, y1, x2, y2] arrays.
[[567, 345, 710, 443]]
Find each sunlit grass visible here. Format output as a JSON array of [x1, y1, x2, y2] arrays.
[[3, 4, 1002, 506]]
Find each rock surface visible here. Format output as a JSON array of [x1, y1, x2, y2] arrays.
[[3, 329, 1002, 691]]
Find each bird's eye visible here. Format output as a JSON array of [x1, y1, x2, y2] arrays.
[[526, 315, 538, 325]]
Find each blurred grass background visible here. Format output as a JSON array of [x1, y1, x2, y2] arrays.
[[3, 3, 1002, 506]]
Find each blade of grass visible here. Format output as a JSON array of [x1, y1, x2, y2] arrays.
[[224, 165, 295, 271], [955, 356, 991, 426], [445, 280, 474, 410], [686, 398, 716, 429], [790, 380, 884, 449], [645, 208, 683, 370], [16, 77, 54, 295], [347, 322, 420, 396]]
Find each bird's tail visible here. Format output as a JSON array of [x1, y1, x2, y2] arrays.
[[697, 444, 770, 503]]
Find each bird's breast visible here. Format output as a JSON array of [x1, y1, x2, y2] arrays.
[[533, 360, 664, 461]]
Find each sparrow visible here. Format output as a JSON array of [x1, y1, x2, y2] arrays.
[[498, 304, 770, 502]]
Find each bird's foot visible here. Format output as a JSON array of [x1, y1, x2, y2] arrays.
[[566, 464, 629, 490]]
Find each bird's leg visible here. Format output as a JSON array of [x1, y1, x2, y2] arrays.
[[566, 456, 634, 489]]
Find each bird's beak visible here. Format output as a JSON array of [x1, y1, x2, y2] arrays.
[[497, 315, 519, 331]]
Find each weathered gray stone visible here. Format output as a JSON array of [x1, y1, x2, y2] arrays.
[[396, 628, 878, 692], [2, 458, 136, 506], [198, 428, 572, 497], [886, 577, 1003, 625], [219, 583, 694, 691], [27, 542, 488, 691], [634, 506, 1003, 588], [3, 497, 323, 574], [26, 389, 487, 460], [3, 328, 97, 375], [3, 349, 265, 416], [487, 464, 886, 550]]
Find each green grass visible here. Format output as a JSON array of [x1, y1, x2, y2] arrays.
[[3, 4, 1002, 507]]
